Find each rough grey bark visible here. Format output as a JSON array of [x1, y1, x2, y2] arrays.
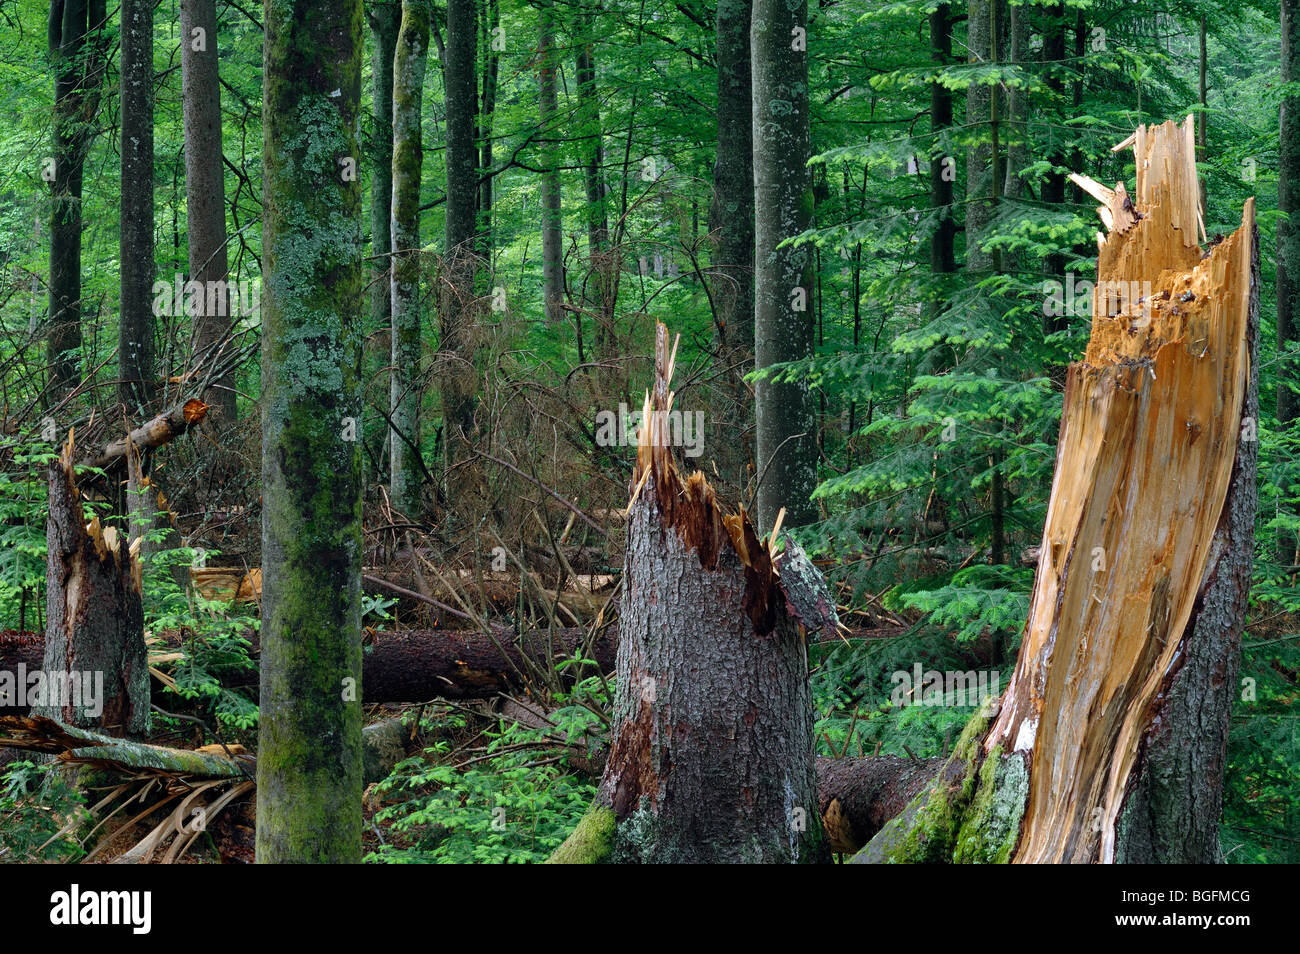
[[752, 0, 816, 531], [47, 0, 108, 399], [551, 325, 832, 863], [1115, 220, 1260, 864], [709, 0, 755, 493], [477, 0, 500, 256], [929, 3, 956, 278], [180, 0, 234, 422], [119, 0, 155, 412], [36, 440, 148, 737], [539, 3, 564, 325], [441, 0, 481, 477], [257, 0, 365, 864], [1279, 0, 1300, 567], [389, 0, 429, 517], [368, 1, 400, 345], [573, 0, 613, 367], [1041, 2, 1070, 336], [964, 0, 999, 273]]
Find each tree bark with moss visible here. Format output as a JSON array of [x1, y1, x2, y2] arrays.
[[538, 2, 564, 326], [389, 0, 429, 517], [256, 0, 366, 865]]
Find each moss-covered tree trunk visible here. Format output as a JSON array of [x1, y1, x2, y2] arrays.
[[119, 0, 155, 412], [441, 0, 481, 483], [180, 0, 234, 423], [854, 121, 1259, 865], [47, 0, 108, 399], [550, 325, 832, 864], [256, 0, 366, 864], [539, 2, 564, 326], [389, 0, 428, 517], [752, 0, 816, 531]]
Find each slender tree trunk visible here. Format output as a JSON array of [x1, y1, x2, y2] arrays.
[[47, 0, 108, 400], [477, 0, 499, 257], [1042, 2, 1069, 337], [550, 325, 832, 864], [574, 1, 611, 358], [257, 0, 365, 864], [539, 2, 564, 325], [1280, 0, 1300, 429], [1281, 0, 1300, 569], [368, 1, 400, 347], [929, 3, 956, 279], [179, 0, 234, 422], [389, 0, 428, 517], [441, 0, 480, 479], [709, 0, 755, 493], [752, 0, 816, 531], [965, 0, 1000, 274], [119, 0, 155, 412]]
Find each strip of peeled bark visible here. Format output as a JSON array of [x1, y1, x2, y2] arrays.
[[550, 324, 834, 863], [389, 0, 429, 517], [35, 437, 149, 736], [855, 119, 1259, 864]]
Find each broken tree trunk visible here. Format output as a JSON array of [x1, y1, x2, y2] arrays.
[[852, 118, 1258, 864], [549, 324, 835, 863], [79, 397, 209, 472], [34, 435, 150, 736]]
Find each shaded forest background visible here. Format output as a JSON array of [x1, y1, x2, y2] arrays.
[[0, 0, 1296, 862]]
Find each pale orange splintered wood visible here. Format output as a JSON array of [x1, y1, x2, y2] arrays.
[[987, 117, 1255, 863]]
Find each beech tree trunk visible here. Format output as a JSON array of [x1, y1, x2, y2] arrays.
[[389, 0, 429, 517], [752, 0, 816, 531], [709, 0, 754, 494], [47, 0, 108, 399], [854, 120, 1259, 864], [441, 0, 481, 481], [180, 0, 234, 423], [368, 0, 400, 345], [257, 0, 365, 864], [35, 439, 149, 736], [550, 325, 832, 863], [119, 0, 155, 411], [539, 3, 564, 325]]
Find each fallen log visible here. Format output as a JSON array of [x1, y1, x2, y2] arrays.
[[853, 118, 1259, 864]]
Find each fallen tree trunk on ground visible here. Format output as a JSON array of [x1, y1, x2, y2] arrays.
[[3, 621, 906, 713], [853, 118, 1259, 864]]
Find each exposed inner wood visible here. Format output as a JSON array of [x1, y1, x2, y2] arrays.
[[986, 117, 1255, 863]]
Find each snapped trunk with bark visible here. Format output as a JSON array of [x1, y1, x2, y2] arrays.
[[550, 324, 834, 863], [35, 436, 149, 736], [853, 119, 1259, 864]]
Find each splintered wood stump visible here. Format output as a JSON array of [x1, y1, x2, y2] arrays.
[[34, 436, 150, 736], [854, 118, 1258, 865], [550, 324, 835, 863]]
